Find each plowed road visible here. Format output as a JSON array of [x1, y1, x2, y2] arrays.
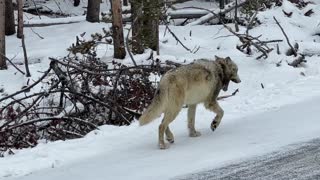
[[177, 139, 320, 180]]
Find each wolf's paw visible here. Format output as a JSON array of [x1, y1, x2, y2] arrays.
[[159, 143, 169, 150], [189, 131, 201, 137], [166, 138, 174, 143], [211, 121, 218, 131]]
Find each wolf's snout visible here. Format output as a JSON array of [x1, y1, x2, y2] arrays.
[[222, 85, 228, 92], [231, 76, 241, 83]]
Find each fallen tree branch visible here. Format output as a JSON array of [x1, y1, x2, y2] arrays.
[[258, 39, 283, 44], [273, 16, 298, 56], [165, 60, 182, 67], [246, 11, 258, 35], [162, 17, 200, 54], [0, 81, 61, 130], [23, 21, 81, 27], [125, 19, 138, 67], [0, 66, 51, 103], [7, 117, 98, 131], [164, 24, 193, 52], [217, 88, 239, 100], [29, 27, 44, 39], [224, 24, 271, 59], [30, 0, 42, 19], [0, 53, 25, 75]]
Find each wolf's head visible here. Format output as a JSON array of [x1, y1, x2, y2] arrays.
[[215, 56, 241, 91]]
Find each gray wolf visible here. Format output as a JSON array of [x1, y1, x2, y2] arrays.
[[139, 56, 241, 149]]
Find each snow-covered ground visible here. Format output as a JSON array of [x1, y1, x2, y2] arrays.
[[2, 96, 320, 180], [1, 0, 320, 179]]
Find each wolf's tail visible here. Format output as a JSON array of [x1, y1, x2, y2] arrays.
[[139, 89, 165, 126]]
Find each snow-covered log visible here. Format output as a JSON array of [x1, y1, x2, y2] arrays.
[[166, 0, 247, 20], [167, 9, 209, 19], [182, 0, 247, 26]]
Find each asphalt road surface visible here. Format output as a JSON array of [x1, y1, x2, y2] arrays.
[[177, 138, 320, 180]]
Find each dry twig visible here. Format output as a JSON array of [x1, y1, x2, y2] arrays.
[[0, 53, 25, 75]]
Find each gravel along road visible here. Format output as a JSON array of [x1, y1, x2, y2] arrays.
[[176, 138, 320, 180]]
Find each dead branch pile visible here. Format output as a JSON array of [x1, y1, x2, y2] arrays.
[[0, 52, 178, 156], [235, 31, 282, 59]]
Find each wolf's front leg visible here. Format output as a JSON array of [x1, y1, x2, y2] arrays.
[[187, 104, 201, 137], [205, 101, 224, 131]]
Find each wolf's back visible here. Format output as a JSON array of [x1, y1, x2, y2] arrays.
[[139, 89, 165, 126]]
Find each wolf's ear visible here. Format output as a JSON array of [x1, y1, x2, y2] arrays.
[[215, 55, 221, 60], [225, 56, 232, 62]]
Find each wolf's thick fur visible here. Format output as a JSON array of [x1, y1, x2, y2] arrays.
[[139, 56, 241, 149]]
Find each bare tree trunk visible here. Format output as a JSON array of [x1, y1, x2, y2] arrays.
[[219, 0, 225, 9], [111, 0, 126, 59], [219, 0, 226, 24], [74, 0, 80, 6], [142, 0, 160, 52], [123, 0, 128, 6], [5, 0, 15, 35], [0, 0, 7, 69], [234, 0, 239, 32], [130, 0, 144, 54], [86, 0, 100, 22], [17, 0, 30, 76], [17, 0, 23, 38]]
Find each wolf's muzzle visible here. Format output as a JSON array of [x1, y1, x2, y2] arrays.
[[231, 76, 241, 83]]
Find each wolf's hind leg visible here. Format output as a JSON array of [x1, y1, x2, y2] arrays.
[[205, 101, 224, 131], [159, 109, 180, 149], [187, 104, 201, 137]]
